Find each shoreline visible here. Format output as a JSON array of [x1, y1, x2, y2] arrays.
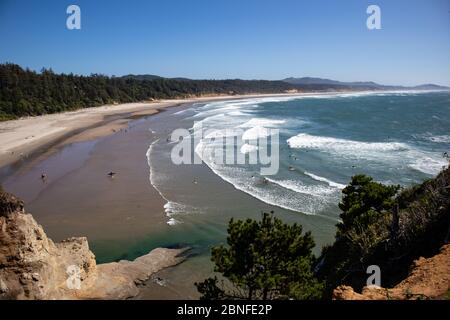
[[0, 93, 314, 170], [1, 89, 446, 299], [0, 89, 439, 170], [0, 188, 190, 299]]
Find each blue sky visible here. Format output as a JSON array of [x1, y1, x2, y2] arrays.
[[1, 0, 449, 85]]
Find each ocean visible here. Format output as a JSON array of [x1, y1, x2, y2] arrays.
[[2, 91, 449, 299], [139, 91, 450, 298], [149, 91, 449, 225]]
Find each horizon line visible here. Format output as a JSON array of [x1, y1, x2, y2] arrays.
[[2, 61, 449, 88]]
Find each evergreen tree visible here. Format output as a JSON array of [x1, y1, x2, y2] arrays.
[[195, 212, 323, 300], [0, 63, 299, 120]]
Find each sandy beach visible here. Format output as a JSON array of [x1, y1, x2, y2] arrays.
[[1, 90, 446, 299], [0, 93, 312, 168], [2, 89, 396, 298], [0, 92, 340, 298]]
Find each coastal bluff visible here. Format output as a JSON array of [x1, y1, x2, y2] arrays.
[[0, 188, 186, 300], [333, 244, 450, 300]]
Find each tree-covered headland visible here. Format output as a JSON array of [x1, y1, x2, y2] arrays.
[[196, 165, 450, 299], [0, 63, 297, 121]]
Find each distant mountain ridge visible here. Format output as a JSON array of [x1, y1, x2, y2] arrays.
[[121, 74, 163, 81], [411, 83, 450, 90], [282, 77, 449, 90], [123, 75, 449, 91], [2, 63, 449, 121]]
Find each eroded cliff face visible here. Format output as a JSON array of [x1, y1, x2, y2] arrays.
[[0, 189, 185, 300], [333, 244, 450, 300]]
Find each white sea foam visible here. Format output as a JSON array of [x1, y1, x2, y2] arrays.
[[427, 135, 450, 143], [413, 133, 450, 144], [200, 162, 337, 216], [239, 118, 286, 128], [147, 140, 201, 226], [287, 133, 447, 175], [164, 201, 188, 217], [157, 93, 447, 222], [287, 133, 407, 153], [194, 143, 339, 217], [189, 96, 309, 123], [192, 113, 226, 130], [409, 157, 448, 175], [167, 218, 181, 226], [228, 111, 246, 116], [173, 109, 190, 115], [334, 90, 443, 98], [164, 200, 202, 217], [242, 126, 272, 140], [187, 99, 351, 216], [191, 91, 438, 123], [303, 171, 346, 189], [265, 178, 337, 197]]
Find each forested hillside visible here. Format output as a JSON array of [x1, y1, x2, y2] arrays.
[[317, 165, 450, 297], [0, 63, 296, 120], [195, 166, 450, 300]]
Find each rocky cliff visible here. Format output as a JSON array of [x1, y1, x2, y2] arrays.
[[0, 188, 186, 300], [333, 244, 450, 300]]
